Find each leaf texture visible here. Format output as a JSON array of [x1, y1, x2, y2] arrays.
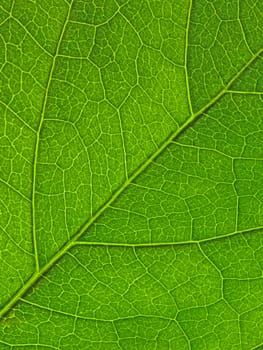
[[0, 0, 263, 349]]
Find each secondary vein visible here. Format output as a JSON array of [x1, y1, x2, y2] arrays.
[[184, 0, 193, 115], [31, 1, 73, 272]]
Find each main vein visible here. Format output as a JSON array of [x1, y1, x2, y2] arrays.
[[1, 44, 262, 320]]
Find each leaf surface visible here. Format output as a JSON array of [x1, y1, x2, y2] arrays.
[[0, 0, 263, 349]]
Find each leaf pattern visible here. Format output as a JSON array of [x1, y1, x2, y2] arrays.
[[0, 0, 262, 348]]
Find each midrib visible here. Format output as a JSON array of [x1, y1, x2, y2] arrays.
[[0, 13, 262, 321]]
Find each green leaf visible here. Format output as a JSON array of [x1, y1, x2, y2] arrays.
[[0, 0, 262, 348]]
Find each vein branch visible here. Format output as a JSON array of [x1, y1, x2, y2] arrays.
[[31, 1, 73, 272], [72, 225, 263, 248], [184, 0, 193, 115]]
